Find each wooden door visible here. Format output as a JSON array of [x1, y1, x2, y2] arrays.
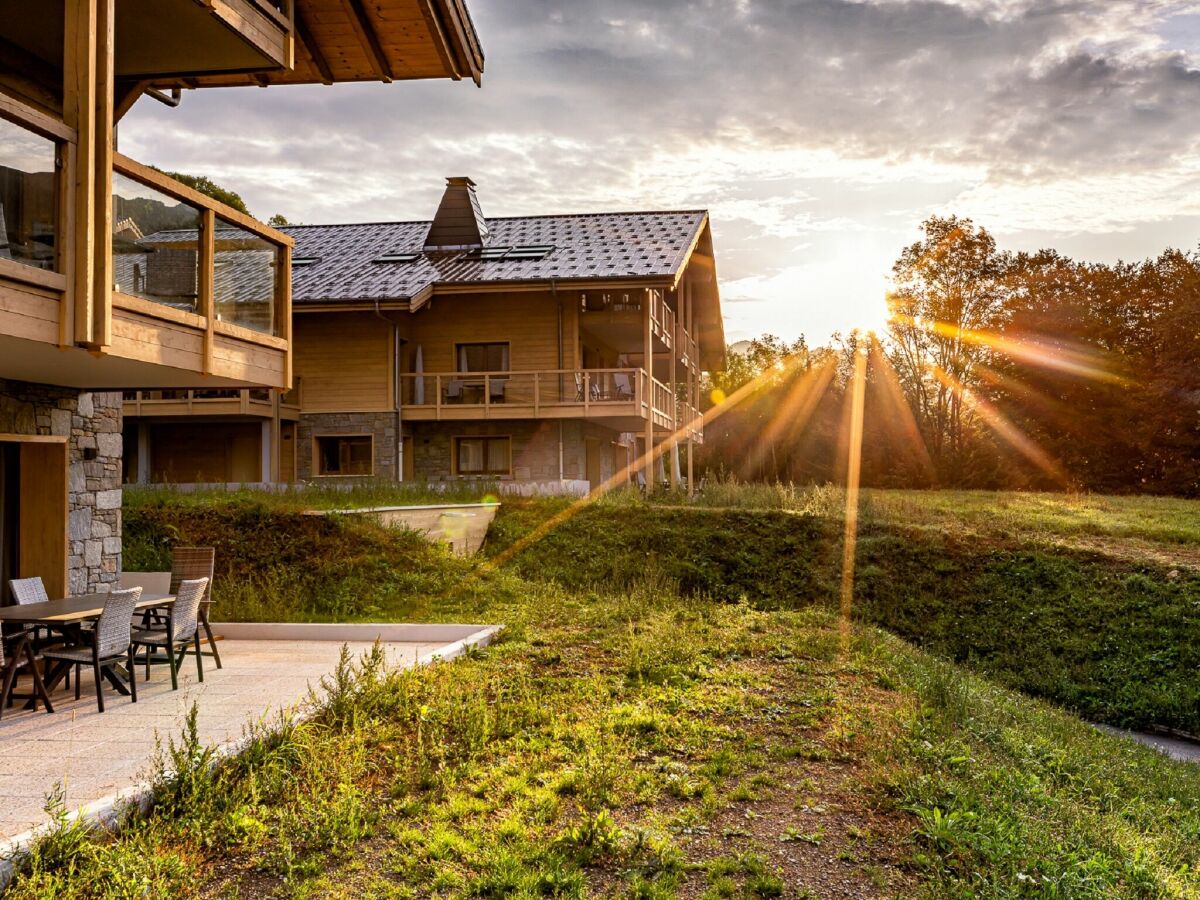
[[402, 435, 415, 481], [279, 422, 296, 482], [17, 440, 68, 599], [585, 438, 602, 490]]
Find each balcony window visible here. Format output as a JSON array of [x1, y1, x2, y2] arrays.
[[454, 436, 511, 476], [315, 435, 373, 476], [112, 172, 200, 313], [456, 342, 509, 372], [214, 219, 279, 335], [0, 118, 58, 273]]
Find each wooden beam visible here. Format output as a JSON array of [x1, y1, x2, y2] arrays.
[[113, 80, 149, 122], [341, 0, 394, 83], [199, 208, 216, 374], [91, 0, 115, 349], [417, 0, 460, 80], [277, 245, 293, 390], [64, 0, 98, 348], [295, 10, 335, 85]]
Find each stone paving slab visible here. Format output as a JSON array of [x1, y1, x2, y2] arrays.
[[0, 638, 449, 840]]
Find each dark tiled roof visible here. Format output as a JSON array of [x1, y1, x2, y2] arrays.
[[281, 211, 708, 304]]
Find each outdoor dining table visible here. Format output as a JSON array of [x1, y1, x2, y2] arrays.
[[0, 593, 176, 702]]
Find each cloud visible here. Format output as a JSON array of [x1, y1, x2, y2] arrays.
[[119, 0, 1200, 343]]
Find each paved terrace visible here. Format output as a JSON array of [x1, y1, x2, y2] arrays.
[[0, 625, 496, 842]]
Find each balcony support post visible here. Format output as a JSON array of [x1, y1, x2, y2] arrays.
[[687, 440, 694, 497], [643, 288, 655, 495], [64, 0, 114, 350], [669, 309, 678, 491]]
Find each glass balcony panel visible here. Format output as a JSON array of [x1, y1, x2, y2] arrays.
[[112, 172, 201, 312], [0, 118, 58, 273], [214, 219, 278, 335]]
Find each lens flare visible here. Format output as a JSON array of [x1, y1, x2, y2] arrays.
[[710, 388, 727, 405], [839, 344, 867, 654]]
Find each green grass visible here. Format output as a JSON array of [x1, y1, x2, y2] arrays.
[[639, 481, 1200, 546], [485, 498, 1200, 734], [40, 487, 1192, 897], [8, 577, 1200, 898], [124, 478, 503, 514]]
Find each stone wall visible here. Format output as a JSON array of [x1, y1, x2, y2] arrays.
[[297, 411, 397, 481], [408, 420, 620, 487], [0, 379, 123, 594]]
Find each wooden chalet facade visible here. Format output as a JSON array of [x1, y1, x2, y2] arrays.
[[0, 1, 483, 595], [125, 177, 725, 494]]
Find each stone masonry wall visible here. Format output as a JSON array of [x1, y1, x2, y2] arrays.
[[409, 420, 597, 482], [0, 379, 122, 594], [297, 411, 397, 481]]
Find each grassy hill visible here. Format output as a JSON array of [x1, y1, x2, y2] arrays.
[[35, 487, 1191, 898]]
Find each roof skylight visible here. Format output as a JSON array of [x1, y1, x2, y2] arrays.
[[373, 252, 421, 264], [292, 257, 321, 267], [471, 244, 555, 262]]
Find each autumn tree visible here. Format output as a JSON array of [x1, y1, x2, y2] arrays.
[[886, 216, 1010, 474]]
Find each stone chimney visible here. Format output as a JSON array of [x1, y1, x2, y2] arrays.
[[423, 176, 490, 251]]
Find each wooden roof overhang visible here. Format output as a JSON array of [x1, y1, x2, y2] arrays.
[[142, 0, 484, 91], [0, 0, 482, 124]]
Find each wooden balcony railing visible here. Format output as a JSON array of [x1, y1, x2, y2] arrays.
[[112, 154, 293, 376], [123, 384, 302, 418], [650, 290, 675, 351], [396, 368, 682, 424], [0, 88, 293, 390]]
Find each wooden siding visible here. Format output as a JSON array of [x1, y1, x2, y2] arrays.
[[293, 311, 393, 411], [148, 421, 262, 483], [406, 291, 563, 373]]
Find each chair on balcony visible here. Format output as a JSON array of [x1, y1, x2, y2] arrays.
[[133, 577, 209, 690], [445, 379, 464, 403], [42, 588, 141, 713], [0, 624, 54, 720], [612, 372, 633, 401], [489, 377, 506, 403]]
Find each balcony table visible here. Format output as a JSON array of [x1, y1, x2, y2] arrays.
[[0, 593, 176, 701]]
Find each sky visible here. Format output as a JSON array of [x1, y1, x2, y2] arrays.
[[122, 0, 1200, 345]]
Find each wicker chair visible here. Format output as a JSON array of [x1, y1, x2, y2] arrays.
[[42, 588, 141, 713], [170, 548, 221, 670], [133, 577, 208, 690], [9, 577, 48, 607], [9, 576, 69, 683], [0, 624, 54, 720]]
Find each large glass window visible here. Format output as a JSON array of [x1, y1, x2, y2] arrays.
[[112, 172, 200, 312], [0, 117, 58, 272], [315, 435, 373, 476], [456, 342, 509, 372], [454, 436, 510, 476], [214, 219, 279, 335]]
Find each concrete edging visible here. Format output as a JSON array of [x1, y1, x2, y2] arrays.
[[0, 623, 502, 889]]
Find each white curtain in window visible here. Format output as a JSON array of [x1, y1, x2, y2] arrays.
[[487, 438, 508, 473], [459, 439, 483, 473]]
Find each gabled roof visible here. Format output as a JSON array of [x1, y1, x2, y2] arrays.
[[278, 211, 710, 305]]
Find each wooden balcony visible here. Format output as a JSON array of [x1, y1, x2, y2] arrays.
[[578, 289, 694, 365], [398, 369, 677, 431], [0, 93, 292, 391], [123, 382, 302, 422]]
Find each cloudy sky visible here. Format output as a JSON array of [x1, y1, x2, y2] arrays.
[[122, 0, 1200, 344]]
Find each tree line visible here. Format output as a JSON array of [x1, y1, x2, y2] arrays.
[[700, 216, 1200, 495]]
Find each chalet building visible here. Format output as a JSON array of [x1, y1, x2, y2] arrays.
[[124, 177, 725, 494], [0, 1, 483, 596]]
